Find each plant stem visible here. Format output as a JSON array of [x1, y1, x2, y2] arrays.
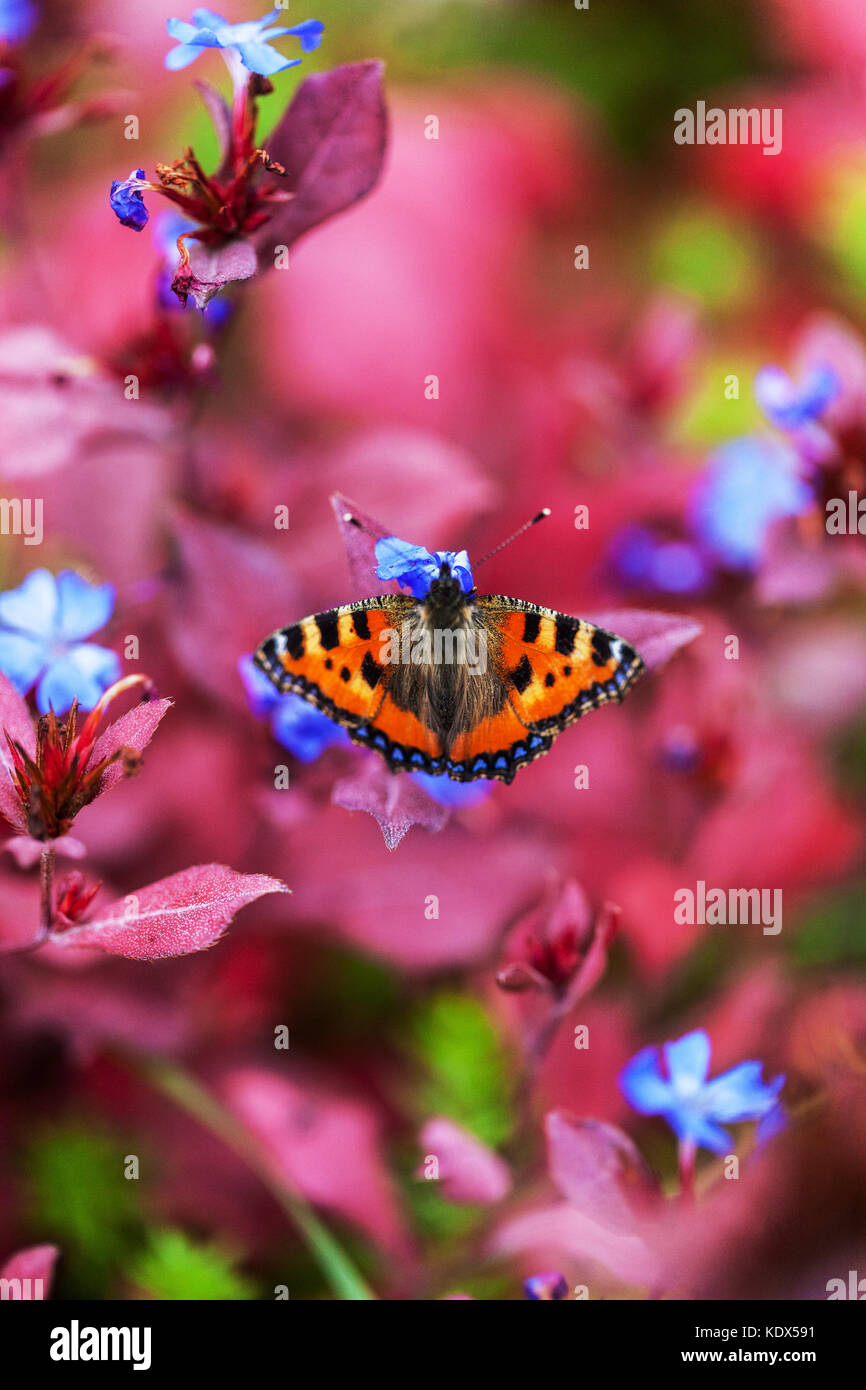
[[678, 1136, 697, 1203], [39, 844, 55, 935], [131, 1055, 377, 1301]]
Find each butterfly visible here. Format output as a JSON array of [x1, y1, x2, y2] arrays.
[[254, 514, 645, 784]]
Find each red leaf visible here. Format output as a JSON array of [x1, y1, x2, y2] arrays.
[[0, 672, 34, 833], [330, 491, 402, 599], [221, 1067, 410, 1255], [332, 758, 449, 850], [0, 1244, 59, 1297], [87, 697, 173, 797], [49, 864, 288, 959], [176, 238, 257, 310], [590, 608, 703, 671], [254, 62, 388, 257]]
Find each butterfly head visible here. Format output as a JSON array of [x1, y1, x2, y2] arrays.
[[424, 561, 476, 623]]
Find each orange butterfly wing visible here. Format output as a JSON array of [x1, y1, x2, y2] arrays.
[[445, 599, 645, 782], [254, 599, 447, 772]]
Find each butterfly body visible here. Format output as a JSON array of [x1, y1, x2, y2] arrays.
[[254, 565, 645, 784]]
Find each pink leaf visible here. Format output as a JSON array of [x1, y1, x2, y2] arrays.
[[332, 757, 449, 850], [418, 1117, 511, 1205], [48, 864, 288, 959], [221, 1067, 409, 1255], [0, 672, 34, 833], [165, 508, 299, 707], [254, 62, 388, 258], [0, 1244, 59, 1297], [545, 1111, 658, 1232], [175, 238, 257, 309], [3, 835, 86, 868], [590, 608, 703, 671], [492, 1200, 659, 1288], [0, 326, 171, 481], [87, 697, 173, 797], [330, 491, 403, 598]]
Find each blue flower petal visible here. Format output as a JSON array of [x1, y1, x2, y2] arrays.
[[375, 536, 474, 599], [664, 1029, 712, 1090], [54, 571, 115, 643], [164, 8, 322, 74], [110, 169, 149, 230], [690, 437, 814, 570], [411, 770, 492, 807], [0, 630, 47, 693], [285, 18, 325, 51], [668, 1108, 732, 1156], [0, 569, 58, 640], [238, 652, 281, 717], [755, 363, 839, 430], [271, 693, 349, 761], [619, 1045, 673, 1115], [164, 41, 210, 69], [0, 0, 38, 44], [234, 39, 299, 75], [702, 1061, 785, 1122], [35, 644, 120, 715]]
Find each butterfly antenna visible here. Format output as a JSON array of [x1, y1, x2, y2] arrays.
[[474, 509, 551, 568]]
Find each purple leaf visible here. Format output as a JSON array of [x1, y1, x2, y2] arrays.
[[590, 608, 703, 671], [545, 1111, 658, 1232], [87, 697, 173, 798], [173, 238, 258, 309], [0, 672, 34, 833], [330, 491, 403, 598], [253, 61, 388, 260], [194, 79, 232, 174], [48, 864, 288, 959], [332, 757, 449, 850], [418, 1117, 511, 1206]]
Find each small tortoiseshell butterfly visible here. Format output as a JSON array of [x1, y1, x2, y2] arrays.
[[254, 512, 645, 784]]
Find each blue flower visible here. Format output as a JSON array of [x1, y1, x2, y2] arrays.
[[239, 655, 348, 761], [620, 1029, 785, 1156], [755, 363, 839, 431], [607, 524, 711, 596], [375, 536, 474, 600], [411, 770, 491, 808], [690, 437, 814, 570], [0, 0, 38, 44], [165, 8, 324, 76], [109, 169, 150, 231], [524, 1273, 569, 1301], [0, 570, 120, 715]]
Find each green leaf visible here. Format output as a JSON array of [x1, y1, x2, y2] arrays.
[[406, 992, 514, 1148], [23, 1126, 143, 1297], [130, 1229, 257, 1301]]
